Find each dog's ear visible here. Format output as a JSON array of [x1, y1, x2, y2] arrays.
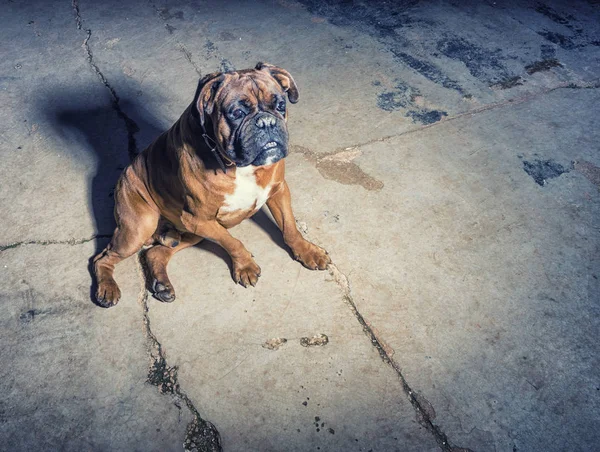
[[194, 71, 226, 126], [255, 62, 299, 104]]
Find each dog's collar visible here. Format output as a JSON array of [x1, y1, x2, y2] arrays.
[[200, 129, 234, 174], [194, 113, 235, 174]]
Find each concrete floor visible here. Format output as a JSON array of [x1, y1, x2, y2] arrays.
[[1, 0, 599, 451]]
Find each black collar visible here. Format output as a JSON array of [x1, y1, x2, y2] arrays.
[[191, 105, 232, 174]]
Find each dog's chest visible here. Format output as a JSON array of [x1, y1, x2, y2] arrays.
[[220, 166, 271, 214]]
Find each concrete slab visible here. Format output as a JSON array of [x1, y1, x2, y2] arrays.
[[147, 220, 437, 451], [0, 241, 191, 450], [1, 0, 599, 451], [285, 86, 600, 451]]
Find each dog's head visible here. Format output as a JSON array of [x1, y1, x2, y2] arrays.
[[193, 62, 299, 167]]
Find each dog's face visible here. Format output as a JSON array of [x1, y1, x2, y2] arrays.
[[195, 63, 299, 167]]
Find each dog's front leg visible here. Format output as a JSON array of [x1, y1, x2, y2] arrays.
[[267, 181, 331, 270], [188, 219, 261, 287]]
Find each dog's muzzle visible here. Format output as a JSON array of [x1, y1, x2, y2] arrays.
[[234, 113, 289, 167]]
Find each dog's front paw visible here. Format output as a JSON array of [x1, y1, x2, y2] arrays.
[[232, 258, 261, 287], [292, 239, 331, 270], [96, 278, 122, 308]]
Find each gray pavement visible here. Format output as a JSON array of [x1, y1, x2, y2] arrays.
[[1, 0, 599, 451]]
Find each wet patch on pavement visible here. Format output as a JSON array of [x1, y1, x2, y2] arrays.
[[293, 145, 384, 191], [521, 158, 571, 186]]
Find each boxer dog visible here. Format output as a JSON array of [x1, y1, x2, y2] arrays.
[[93, 63, 330, 307]]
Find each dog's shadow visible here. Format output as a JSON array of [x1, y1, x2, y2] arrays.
[[42, 89, 290, 306]]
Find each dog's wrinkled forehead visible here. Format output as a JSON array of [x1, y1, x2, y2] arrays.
[[195, 63, 299, 126], [217, 72, 283, 109]]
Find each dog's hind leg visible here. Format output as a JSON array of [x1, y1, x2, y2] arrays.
[[93, 179, 160, 307], [142, 233, 203, 303]]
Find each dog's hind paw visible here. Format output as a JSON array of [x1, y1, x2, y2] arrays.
[[152, 279, 176, 303]]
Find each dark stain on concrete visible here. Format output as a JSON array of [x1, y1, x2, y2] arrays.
[[525, 58, 563, 74], [219, 59, 235, 72], [218, 31, 237, 41], [534, 3, 600, 50], [534, 3, 582, 33], [436, 36, 520, 87], [574, 160, 600, 188], [490, 76, 524, 90], [19, 309, 39, 323], [297, 0, 466, 94], [406, 109, 448, 124], [540, 44, 556, 59], [522, 159, 570, 186], [204, 40, 217, 58], [537, 30, 577, 49], [437, 37, 504, 78], [292, 145, 384, 191], [185, 417, 222, 452], [389, 48, 464, 93], [148, 353, 179, 394], [377, 81, 419, 111], [297, 0, 419, 37], [157, 8, 184, 21], [377, 80, 448, 124]]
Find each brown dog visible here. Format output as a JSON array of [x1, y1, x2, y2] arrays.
[[93, 63, 330, 307]]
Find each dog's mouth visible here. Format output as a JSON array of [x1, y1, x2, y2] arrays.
[[262, 141, 279, 151], [245, 140, 287, 166]]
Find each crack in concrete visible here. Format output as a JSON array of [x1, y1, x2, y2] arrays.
[[327, 263, 470, 452], [0, 234, 111, 253], [334, 79, 600, 154], [72, 0, 140, 161], [136, 256, 222, 452], [71, 2, 220, 448]]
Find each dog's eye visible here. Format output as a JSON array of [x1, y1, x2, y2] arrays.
[[276, 101, 286, 113], [230, 109, 246, 120]]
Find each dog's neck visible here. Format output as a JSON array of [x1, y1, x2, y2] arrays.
[[185, 105, 232, 174]]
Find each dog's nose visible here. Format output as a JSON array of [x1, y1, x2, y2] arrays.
[[255, 114, 276, 129]]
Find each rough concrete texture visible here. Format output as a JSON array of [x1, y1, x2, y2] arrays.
[[0, 0, 598, 451]]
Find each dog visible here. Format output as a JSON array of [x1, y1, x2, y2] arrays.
[[93, 63, 330, 307]]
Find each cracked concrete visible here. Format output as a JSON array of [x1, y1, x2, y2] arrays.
[[1, 0, 599, 451]]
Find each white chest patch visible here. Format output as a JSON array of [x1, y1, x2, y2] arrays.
[[221, 166, 271, 213]]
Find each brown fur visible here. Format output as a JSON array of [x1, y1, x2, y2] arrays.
[[93, 64, 330, 307]]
